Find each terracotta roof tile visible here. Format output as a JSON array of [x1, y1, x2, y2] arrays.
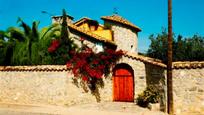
[[68, 24, 116, 45], [124, 52, 204, 69], [125, 52, 204, 69], [101, 15, 141, 32], [124, 52, 167, 68], [173, 61, 204, 69], [73, 17, 91, 26], [0, 65, 70, 72]]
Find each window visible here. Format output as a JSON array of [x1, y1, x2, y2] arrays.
[[95, 43, 103, 53]]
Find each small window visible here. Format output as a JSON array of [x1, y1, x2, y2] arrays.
[[95, 43, 103, 53]]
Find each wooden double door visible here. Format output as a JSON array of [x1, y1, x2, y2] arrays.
[[113, 68, 134, 102]]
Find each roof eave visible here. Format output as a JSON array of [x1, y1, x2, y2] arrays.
[[101, 17, 141, 32]]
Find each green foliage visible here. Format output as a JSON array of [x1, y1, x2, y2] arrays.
[[0, 9, 75, 66], [0, 20, 61, 65], [136, 85, 160, 107], [147, 29, 204, 62], [47, 9, 77, 65]]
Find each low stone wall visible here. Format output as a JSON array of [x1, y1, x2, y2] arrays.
[[0, 66, 112, 106], [173, 68, 204, 114], [1, 63, 204, 114]]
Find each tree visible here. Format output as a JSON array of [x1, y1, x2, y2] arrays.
[[3, 19, 61, 65], [147, 31, 204, 62], [47, 9, 77, 64], [147, 30, 169, 63], [0, 31, 8, 65]]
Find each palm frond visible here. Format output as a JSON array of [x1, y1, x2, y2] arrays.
[[20, 20, 31, 36], [7, 27, 26, 42], [40, 23, 61, 40], [31, 21, 40, 41]]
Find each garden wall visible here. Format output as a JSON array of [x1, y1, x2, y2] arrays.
[[0, 62, 204, 114], [0, 65, 112, 106], [173, 67, 204, 114], [145, 62, 204, 114]]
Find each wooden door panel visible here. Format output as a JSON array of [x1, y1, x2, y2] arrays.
[[113, 68, 134, 102], [113, 76, 119, 101]]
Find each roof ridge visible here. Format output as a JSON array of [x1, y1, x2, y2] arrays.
[[73, 17, 91, 25], [125, 52, 204, 69], [124, 52, 166, 68], [101, 15, 141, 31], [173, 61, 204, 69]]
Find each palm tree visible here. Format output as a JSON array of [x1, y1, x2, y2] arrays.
[[7, 20, 61, 65], [0, 31, 7, 65], [167, 0, 174, 114]]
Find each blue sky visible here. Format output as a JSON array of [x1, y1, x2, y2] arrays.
[[0, 0, 204, 52]]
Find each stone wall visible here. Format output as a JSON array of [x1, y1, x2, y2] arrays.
[[0, 67, 112, 106], [0, 58, 148, 106], [118, 56, 147, 99], [70, 32, 98, 52], [145, 64, 166, 112], [1, 63, 203, 114], [173, 68, 204, 114], [144, 64, 204, 114], [104, 21, 138, 53]]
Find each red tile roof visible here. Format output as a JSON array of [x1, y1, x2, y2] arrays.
[[0, 65, 69, 72], [173, 61, 204, 69], [0, 61, 203, 72], [124, 52, 204, 69], [124, 52, 167, 68], [101, 15, 141, 32]]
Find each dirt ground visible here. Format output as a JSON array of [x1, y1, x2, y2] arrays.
[[0, 102, 168, 115]]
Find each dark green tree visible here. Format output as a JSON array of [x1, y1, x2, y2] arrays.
[[147, 30, 204, 62], [48, 9, 77, 65]]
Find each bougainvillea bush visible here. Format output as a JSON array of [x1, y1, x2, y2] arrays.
[[66, 43, 124, 91], [48, 38, 77, 65], [47, 10, 124, 99]]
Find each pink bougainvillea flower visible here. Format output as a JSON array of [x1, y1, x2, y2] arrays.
[[82, 76, 89, 81], [92, 60, 99, 65], [66, 47, 123, 82], [98, 65, 105, 70], [66, 62, 72, 68], [48, 46, 56, 53], [51, 39, 60, 48], [48, 39, 60, 53]]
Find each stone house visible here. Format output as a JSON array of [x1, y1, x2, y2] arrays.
[[50, 14, 176, 107], [0, 14, 204, 114], [52, 14, 154, 102]]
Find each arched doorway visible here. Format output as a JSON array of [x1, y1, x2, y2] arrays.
[[113, 63, 134, 102]]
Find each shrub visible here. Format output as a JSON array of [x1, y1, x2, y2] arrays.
[[136, 85, 160, 107]]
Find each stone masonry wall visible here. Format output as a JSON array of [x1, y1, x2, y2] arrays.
[[70, 32, 99, 52], [105, 22, 138, 53], [173, 68, 204, 114], [145, 64, 166, 112], [118, 56, 147, 100], [0, 69, 112, 106]]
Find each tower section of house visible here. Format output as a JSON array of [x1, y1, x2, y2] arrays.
[[101, 15, 141, 53]]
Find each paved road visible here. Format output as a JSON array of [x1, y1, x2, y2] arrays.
[[0, 102, 167, 115]]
